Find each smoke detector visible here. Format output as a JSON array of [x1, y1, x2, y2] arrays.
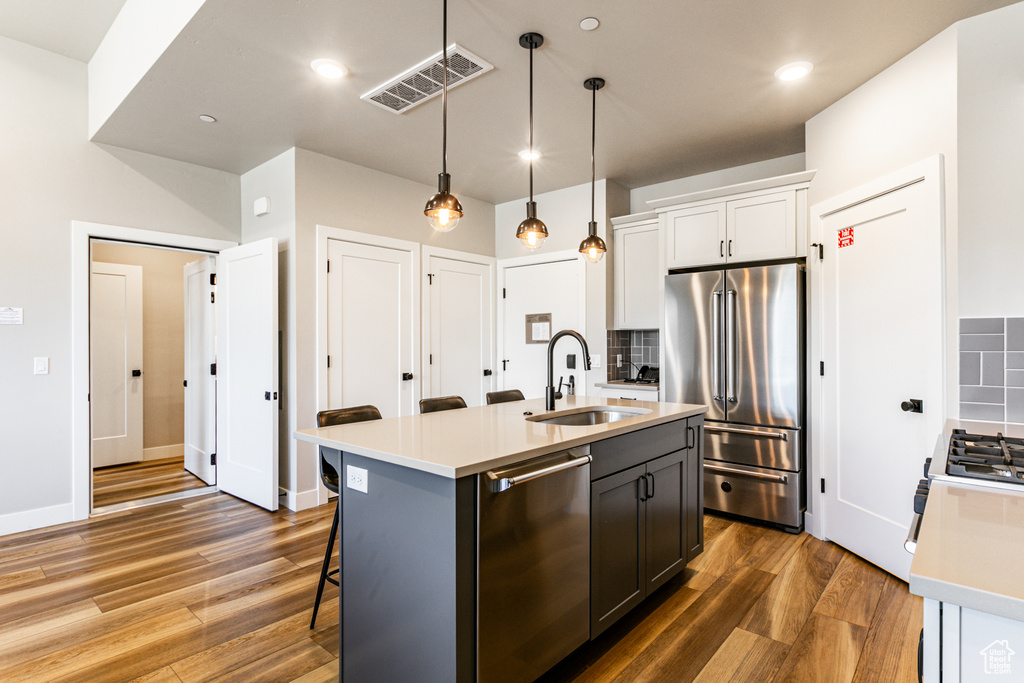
[[361, 44, 493, 114]]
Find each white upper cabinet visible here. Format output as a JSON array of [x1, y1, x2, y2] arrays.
[[650, 171, 815, 270], [612, 214, 660, 330]]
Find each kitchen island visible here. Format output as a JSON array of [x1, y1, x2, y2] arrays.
[[295, 396, 706, 683]]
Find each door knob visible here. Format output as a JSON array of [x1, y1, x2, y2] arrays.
[[402, 372, 413, 381], [483, 369, 492, 376], [901, 399, 923, 413], [132, 369, 142, 377]]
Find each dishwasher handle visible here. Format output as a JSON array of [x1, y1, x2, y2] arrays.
[[486, 452, 592, 493]]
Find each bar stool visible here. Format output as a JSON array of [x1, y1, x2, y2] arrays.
[[310, 404, 382, 629], [418, 395, 467, 413], [485, 389, 525, 405]]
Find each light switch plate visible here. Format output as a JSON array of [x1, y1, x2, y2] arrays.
[[34, 357, 49, 375], [591, 354, 601, 369], [346, 465, 368, 493]]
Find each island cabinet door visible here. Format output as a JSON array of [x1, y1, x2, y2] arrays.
[[644, 449, 687, 594], [686, 418, 705, 562], [591, 463, 647, 638]]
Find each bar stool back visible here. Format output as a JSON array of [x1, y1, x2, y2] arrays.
[[418, 395, 467, 413], [485, 389, 525, 405]]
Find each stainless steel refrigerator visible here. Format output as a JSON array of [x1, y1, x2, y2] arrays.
[[664, 261, 805, 530]]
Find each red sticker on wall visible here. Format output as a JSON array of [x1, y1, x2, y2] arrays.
[[838, 227, 854, 248]]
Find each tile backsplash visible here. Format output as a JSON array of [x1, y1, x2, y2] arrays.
[[959, 317, 1024, 424], [606, 330, 660, 381]]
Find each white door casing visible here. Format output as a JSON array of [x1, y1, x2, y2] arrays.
[[183, 256, 217, 485], [423, 248, 496, 407], [498, 253, 586, 401], [814, 156, 945, 580], [326, 237, 416, 418], [90, 262, 144, 468], [216, 238, 279, 511]]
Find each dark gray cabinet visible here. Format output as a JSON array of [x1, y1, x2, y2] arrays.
[[590, 416, 703, 638]]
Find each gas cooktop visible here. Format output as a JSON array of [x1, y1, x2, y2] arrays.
[[944, 429, 1024, 485]]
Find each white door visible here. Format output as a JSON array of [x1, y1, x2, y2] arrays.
[[501, 258, 582, 400], [327, 239, 415, 418], [426, 255, 494, 407], [183, 255, 216, 485], [216, 238, 279, 511], [819, 159, 944, 580], [91, 262, 144, 468]]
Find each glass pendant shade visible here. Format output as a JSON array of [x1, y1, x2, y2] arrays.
[[425, 173, 463, 232], [579, 222, 606, 263], [516, 201, 548, 249]]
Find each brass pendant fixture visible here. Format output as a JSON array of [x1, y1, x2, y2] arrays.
[[516, 32, 548, 250], [424, 0, 463, 233], [579, 77, 607, 264]]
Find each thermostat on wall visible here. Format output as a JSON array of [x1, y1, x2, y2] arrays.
[[253, 196, 271, 217]]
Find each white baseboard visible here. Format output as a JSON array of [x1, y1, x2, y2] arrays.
[[0, 502, 75, 537], [143, 443, 185, 461], [278, 487, 320, 512], [804, 510, 822, 539]]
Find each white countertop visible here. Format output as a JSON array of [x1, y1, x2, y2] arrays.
[[595, 380, 659, 392], [910, 419, 1024, 620], [294, 396, 706, 479]]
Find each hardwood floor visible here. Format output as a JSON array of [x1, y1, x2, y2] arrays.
[[0, 495, 921, 682], [93, 457, 210, 508]]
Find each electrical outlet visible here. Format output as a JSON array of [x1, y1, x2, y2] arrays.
[[591, 354, 601, 369], [346, 465, 368, 493], [34, 357, 49, 375], [616, 354, 622, 368]]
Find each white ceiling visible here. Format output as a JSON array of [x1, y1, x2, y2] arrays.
[[3, 0, 1018, 204], [0, 0, 128, 62]]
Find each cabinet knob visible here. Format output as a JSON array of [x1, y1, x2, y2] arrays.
[[901, 399, 923, 413], [402, 372, 414, 381]]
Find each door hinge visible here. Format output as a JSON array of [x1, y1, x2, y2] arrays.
[[428, 273, 434, 285], [819, 361, 824, 376], [210, 363, 217, 376], [210, 292, 215, 304], [820, 478, 826, 493], [326, 259, 330, 273], [810, 242, 824, 261], [429, 354, 433, 365], [327, 355, 331, 368], [211, 452, 217, 466], [502, 287, 506, 299], [183, 379, 188, 388], [210, 273, 216, 286]]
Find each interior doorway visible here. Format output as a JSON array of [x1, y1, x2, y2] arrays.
[[90, 240, 216, 511]]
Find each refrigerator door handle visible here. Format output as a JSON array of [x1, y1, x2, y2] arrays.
[[712, 290, 723, 401], [726, 289, 737, 403]]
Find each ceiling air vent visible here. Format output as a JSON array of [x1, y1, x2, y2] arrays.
[[361, 44, 494, 114]]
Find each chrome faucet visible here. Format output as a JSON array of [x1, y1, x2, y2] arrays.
[[546, 330, 592, 410]]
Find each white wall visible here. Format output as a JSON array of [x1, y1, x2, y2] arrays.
[[0, 36, 239, 533], [956, 3, 1024, 317], [240, 150, 297, 502], [628, 154, 807, 214]]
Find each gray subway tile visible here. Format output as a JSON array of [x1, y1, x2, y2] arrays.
[[1008, 319, 1024, 352], [983, 353, 1005, 386], [960, 334, 1005, 352], [960, 352, 982, 385], [960, 317, 1005, 334], [960, 402, 1005, 422], [960, 386, 1005, 404], [1008, 389, 1024, 424], [1008, 352, 1024, 370], [1008, 370, 1024, 388]]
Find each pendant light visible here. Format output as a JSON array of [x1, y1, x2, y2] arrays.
[[423, 0, 463, 232], [516, 32, 548, 250], [579, 77, 607, 264]]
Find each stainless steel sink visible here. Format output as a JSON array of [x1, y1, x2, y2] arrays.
[[526, 406, 651, 426]]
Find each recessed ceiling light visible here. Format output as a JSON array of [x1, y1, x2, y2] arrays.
[[774, 61, 813, 81], [580, 17, 600, 31], [519, 149, 540, 161], [198, 114, 217, 123], [311, 58, 348, 79]]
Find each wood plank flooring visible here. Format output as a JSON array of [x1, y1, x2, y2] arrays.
[[0, 495, 922, 682], [93, 457, 210, 508]]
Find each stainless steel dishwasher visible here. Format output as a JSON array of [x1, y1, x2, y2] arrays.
[[477, 446, 592, 683]]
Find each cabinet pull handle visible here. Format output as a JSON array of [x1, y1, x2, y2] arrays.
[[687, 425, 696, 449], [720, 240, 724, 258], [646, 472, 655, 499], [728, 239, 733, 257], [638, 474, 648, 501]]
